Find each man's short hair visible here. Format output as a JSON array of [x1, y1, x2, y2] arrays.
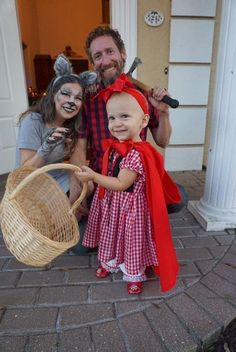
[[85, 26, 125, 63]]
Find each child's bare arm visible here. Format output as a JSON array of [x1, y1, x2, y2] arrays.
[[76, 165, 137, 192]]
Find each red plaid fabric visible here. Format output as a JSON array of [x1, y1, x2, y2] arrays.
[[78, 85, 159, 172], [82, 149, 158, 276]]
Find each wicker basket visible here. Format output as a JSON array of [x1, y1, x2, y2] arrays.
[[0, 163, 87, 267]]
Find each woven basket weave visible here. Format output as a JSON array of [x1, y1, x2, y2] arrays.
[[0, 163, 87, 267]]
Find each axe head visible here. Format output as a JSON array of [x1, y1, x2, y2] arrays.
[[127, 57, 142, 76]]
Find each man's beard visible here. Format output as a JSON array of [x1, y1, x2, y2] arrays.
[[99, 59, 126, 87], [103, 71, 121, 87]]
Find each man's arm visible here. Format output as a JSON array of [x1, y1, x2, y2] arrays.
[[150, 109, 172, 148], [148, 86, 172, 148]]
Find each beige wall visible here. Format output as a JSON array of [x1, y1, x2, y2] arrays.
[[17, 0, 103, 90], [137, 1, 171, 153], [137, 0, 170, 89]]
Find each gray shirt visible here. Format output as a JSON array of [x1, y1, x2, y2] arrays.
[[16, 112, 69, 193]]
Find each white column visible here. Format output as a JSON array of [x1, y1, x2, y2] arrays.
[[188, 0, 236, 231], [111, 0, 137, 77]]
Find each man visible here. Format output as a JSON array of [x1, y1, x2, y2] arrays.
[[71, 26, 172, 174], [69, 26, 187, 253]]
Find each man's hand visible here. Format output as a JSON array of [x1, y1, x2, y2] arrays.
[[148, 86, 172, 148], [148, 86, 170, 113]]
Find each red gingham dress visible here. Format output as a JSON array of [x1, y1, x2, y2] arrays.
[[83, 149, 158, 276]]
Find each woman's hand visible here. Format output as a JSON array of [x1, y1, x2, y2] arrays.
[[37, 127, 71, 160], [48, 127, 72, 144], [20, 127, 73, 167]]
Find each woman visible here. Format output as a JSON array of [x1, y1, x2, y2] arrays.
[[16, 54, 96, 194]]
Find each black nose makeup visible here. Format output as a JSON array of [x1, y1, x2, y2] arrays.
[[67, 102, 76, 107]]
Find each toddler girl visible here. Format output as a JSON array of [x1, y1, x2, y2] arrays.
[[76, 74, 180, 294]]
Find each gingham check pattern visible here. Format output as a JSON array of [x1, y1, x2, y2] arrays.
[[83, 149, 158, 276]]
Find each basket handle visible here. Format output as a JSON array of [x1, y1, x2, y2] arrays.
[[9, 163, 88, 215]]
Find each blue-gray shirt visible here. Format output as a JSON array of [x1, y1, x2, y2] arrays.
[[16, 112, 69, 193]]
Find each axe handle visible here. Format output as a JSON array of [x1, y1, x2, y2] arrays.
[[129, 76, 150, 91], [129, 76, 179, 109]]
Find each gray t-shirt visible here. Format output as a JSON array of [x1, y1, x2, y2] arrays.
[[16, 112, 69, 193]]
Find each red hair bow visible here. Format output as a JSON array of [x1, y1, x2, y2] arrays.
[[96, 73, 149, 114]]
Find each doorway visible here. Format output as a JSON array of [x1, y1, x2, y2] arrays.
[[16, 0, 110, 101]]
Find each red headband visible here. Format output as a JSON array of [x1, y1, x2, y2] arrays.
[[96, 73, 149, 114]]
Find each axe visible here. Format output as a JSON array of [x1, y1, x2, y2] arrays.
[[127, 57, 179, 109]]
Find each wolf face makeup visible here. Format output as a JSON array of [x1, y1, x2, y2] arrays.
[[58, 88, 83, 106], [54, 83, 83, 122]]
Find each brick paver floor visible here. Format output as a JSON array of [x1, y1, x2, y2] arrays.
[[0, 170, 235, 352]]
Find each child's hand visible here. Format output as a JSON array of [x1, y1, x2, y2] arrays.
[[75, 165, 95, 182], [148, 86, 170, 113]]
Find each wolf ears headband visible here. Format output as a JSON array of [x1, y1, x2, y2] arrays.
[[52, 54, 97, 89]]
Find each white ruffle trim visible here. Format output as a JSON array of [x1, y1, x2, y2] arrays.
[[101, 259, 147, 282]]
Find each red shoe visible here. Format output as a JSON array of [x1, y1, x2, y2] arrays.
[[127, 282, 142, 295], [96, 265, 110, 278]]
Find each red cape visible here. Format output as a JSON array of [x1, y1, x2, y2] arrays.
[[100, 139, 181, 292]]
